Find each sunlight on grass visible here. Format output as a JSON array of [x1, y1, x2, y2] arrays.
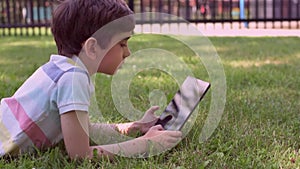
[[0, 59, 18, 65], [227, 58, 289, 68], [1, 41, 46, 47]]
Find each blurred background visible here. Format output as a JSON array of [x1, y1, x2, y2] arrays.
[[0, 0, 299, 36]]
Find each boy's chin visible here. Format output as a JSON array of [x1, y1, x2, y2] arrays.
[[113, 63, 124, 74], [98, 69, 118, 75], [112, 68, 121, 75], [98, 64, 123, 75]]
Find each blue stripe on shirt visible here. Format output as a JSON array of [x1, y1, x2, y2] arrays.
[[42, 62, 89, 83]]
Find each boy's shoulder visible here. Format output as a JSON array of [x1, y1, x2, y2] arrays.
[[47, 55, 84, 71], [42, 55, 89, 83]]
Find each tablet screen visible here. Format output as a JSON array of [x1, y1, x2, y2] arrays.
[[155, 76, 210, 130]]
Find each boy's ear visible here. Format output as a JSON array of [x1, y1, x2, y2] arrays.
[[83, 37, 98, 60]]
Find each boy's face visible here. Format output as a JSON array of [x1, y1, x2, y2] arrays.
[[97, 33, 131, 75]]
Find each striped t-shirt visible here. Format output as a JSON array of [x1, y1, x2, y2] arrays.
[[0, 55, 94, 156]]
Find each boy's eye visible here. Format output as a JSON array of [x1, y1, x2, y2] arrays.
[[120, 41, 127, 47], [119, 37, 131, 47]]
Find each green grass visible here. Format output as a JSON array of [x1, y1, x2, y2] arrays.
[[0, 35, 299, 168]]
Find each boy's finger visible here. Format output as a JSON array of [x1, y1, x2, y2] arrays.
[[167, 137, 182, 143], [152, 124, 164, 131], [165, 131, 182, 138], [147, 106, 160, 114]]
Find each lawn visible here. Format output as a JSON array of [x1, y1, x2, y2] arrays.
[[0, 35, 299, 168]]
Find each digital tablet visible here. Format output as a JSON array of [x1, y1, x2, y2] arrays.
[[155, 76, 210, 131]]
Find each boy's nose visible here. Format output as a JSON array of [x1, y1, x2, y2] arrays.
[[123, 47, 131, 59]]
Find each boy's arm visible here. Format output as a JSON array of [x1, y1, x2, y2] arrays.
[[89, 122, 138, 137], [60, 110, 181, 159]]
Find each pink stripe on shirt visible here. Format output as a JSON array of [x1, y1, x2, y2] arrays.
[[4, 98, 52, 148]]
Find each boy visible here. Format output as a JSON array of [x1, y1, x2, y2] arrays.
[[0, 0, 182, 159]]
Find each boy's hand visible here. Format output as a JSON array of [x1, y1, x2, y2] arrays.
[[141, 125, 182, 154], [133, 106, 160, 134]]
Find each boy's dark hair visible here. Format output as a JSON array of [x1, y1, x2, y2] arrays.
[[51, 0, 134, 57]]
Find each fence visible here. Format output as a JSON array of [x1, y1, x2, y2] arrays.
[[0, 0, 300, 36], [127, 0, 300, 30], [0, 0, 55, 36]]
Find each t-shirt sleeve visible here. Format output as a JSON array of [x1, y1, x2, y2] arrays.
[[56, 71, 91, 114]]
